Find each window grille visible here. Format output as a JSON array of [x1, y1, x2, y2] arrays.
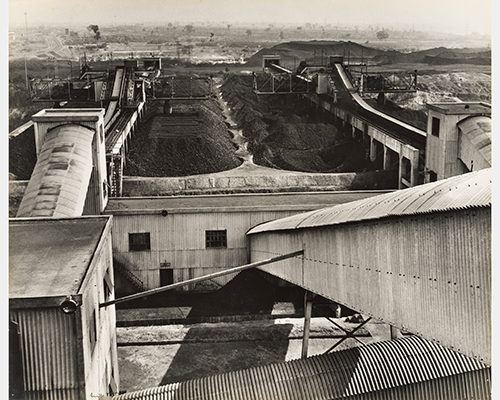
[[205, 230, 227, 248]]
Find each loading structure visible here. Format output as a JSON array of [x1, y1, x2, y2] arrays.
[[108, 169, 492, 400], [254, 54, 491, 191], [27, 57, 214, 197], [247, 168, 491, 366]]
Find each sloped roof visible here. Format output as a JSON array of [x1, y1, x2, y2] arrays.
[[113, 336, 489, 400], [247, 169, 491, 235], [16, 124, 94, 218]]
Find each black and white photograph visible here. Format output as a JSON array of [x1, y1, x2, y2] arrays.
[[8, 0, 493, 398]]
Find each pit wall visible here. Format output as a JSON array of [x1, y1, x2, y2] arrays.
[[121, 170, 396, 197]]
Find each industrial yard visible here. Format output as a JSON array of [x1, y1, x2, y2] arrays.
[[8, 1, 492, 399]]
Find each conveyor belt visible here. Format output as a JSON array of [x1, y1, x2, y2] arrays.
[[105, 109, 134, 153], [104, 66, 125, 128], [332, 63, 427, 149]]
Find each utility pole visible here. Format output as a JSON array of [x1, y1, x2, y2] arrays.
[[24, 12, 29, 91]]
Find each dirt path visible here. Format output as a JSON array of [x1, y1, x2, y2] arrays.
[[214, 77, 254, 164]]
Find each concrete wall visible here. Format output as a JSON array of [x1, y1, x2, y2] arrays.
[[121, 170, 395, 197]]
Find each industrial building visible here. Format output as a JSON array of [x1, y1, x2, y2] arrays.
[[424, 102, 492, 182], [104, 192, 388, 292], [9, 52, 492, 399], [247, 168, 491, 365], [9, 216, 119, 399]]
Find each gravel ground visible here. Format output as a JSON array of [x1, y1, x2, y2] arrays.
[[117, 317, 395, 392]]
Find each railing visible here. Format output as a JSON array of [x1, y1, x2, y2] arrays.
[[113, 258, 144, 291]]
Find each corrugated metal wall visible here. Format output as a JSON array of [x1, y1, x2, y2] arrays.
[[9, 218, 119, 400], [250, 207, 491, 365], [10, 308, 81, 400], [79, 226, 119, 397], [111, 211, 298, 290]]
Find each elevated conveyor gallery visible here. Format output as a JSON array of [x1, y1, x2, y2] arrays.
[[247, 168, 491, 365], [17, 108, 108, 218], [16, 124, 95, 218]]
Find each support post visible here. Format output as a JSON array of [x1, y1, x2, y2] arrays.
[[383, 145, 391, 170], [370, 137, 377, 162], [163, 100, 172, 114], [390, 325, 401, 340], [398, 148, 404, 189], [301, 291, 315, 359]]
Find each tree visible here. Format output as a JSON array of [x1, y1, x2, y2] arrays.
[[245, 29, 252, 36], [184, 24, 195, 35], [376, 30, 389, 40]]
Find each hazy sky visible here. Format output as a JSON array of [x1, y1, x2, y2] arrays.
[[8, 0, 492, 35]]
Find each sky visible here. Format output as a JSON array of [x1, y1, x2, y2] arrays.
[[8, 0, 492, 35]]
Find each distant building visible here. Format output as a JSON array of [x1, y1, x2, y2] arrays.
[[9, 216, 119, 399], [424, 102, 491, 182]]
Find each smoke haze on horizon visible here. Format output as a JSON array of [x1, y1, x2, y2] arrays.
[[8, 0, 492, 36]]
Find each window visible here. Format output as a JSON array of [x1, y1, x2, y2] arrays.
[[431, 117, 440, 137], [129, 233, 151, 251], [89, 309, 97, 352], [103, 268, 113, 302], [205, 230, 227, 248]]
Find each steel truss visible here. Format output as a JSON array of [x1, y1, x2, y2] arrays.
[[253, 72, 314, 95]]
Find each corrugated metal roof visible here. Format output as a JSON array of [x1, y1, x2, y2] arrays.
[[113, 336, 489, 400], [16, 124, 94, 218], [247, 169, 491, 235], [458, 116, 492, 165]]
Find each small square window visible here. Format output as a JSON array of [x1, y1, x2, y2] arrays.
[[206, 230, 227, 248], [129, 233, 151, 251], [431, 117, 440, 137]]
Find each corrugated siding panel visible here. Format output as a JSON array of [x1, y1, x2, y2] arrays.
[[252, 207, 491, 365], [110, 210, 302, 290], [247, 169, 491, 234], [113, 336, 490, 400], [458, 116, 491, 166], [17, 124, 94, 218], [10, 308, 81, 400]]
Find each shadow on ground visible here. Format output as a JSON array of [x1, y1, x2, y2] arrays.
[[159, 322, 295, 385], [117, 269, 351, 320]]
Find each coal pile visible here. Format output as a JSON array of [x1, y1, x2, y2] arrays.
[[220, 74, 370, 173], [9, 127, 37, 181], [124, 101, 241, 177]]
